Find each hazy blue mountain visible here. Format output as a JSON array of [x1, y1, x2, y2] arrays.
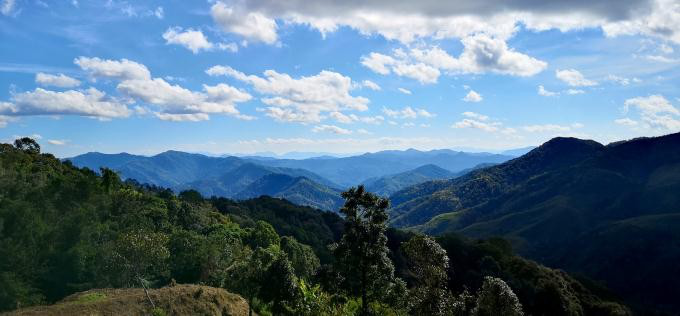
[[250, 149, 514, 187], [363, 164, 456, 197], [235, 173, 344, 211], [501, 146, 537, 156], [388, 132, 680, 311]]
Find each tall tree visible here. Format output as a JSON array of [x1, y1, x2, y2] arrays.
[[403, 234, 453, 316], [332, 185, 405, 315], [473, 276, 523, 316]]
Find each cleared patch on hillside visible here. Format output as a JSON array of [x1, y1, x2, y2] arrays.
[[4, 284, 250, 316]]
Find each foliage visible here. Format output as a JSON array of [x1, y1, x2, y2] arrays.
[[402, 234, 453, 316], [332, 185, 406, 315], [473, 276, 523, 316]]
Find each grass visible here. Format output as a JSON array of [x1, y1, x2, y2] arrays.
[[73, 292, 107, 304]]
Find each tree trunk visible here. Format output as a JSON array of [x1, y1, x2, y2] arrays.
[[248, 295, 253, 316], [138, 276, 156, 309]]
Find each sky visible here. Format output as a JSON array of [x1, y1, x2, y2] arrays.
[[1, 0, 679, 157]]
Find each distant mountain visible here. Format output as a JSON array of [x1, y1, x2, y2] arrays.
[[67, 148, 513, 211], [251, 149, 513, 187], [500, 146, 536, 156], [68, 151, 342, 211], [235, 174, 344, 211], [363, 164, 456, 197], [389, 132, 680, 311]]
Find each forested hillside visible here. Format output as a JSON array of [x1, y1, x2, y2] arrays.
[[390, 132, 680, 313], [0, 138, 630, 315]]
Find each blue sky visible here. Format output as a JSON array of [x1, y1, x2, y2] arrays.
[[1, 0, 679, 157]]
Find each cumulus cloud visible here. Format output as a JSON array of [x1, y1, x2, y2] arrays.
[[555, 69, 598, 87], [207, 0, 678, 46], [118, 79, 252, 116], [462, 90, 483, 102], [462, 111, 489, 121], [382, 106, 434, 119], [362, 38, 546, 83], [211, 1, 278, 44], [312, 124, 352, 135], [538, 85, 558, 96], [162, 27, 238, 54], [75, 57, 151, 80], [163, 27, 215, 53], [623, 95, 680, 130], [0, 88, 131, 119], [35, 73, 81, 88], [206, 65, 369, 123]]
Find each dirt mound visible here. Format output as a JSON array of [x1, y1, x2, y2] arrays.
[[3, 284, 250, 316]]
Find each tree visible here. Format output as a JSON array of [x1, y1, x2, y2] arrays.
[[403, 234, 453, 316], [260, 255, 298, 315], [473, 276, 523, 316], [13, 138, 40, 154], [108, 230, 170, 308], [228, 245, 279, 316], [332, 185, 405, 315], [281, 236, 320, 281], [248, 220, 280, 249]]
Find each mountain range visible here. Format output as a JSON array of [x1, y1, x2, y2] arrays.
[[388, 132, 680, 311], [67, 148, 515, 211]]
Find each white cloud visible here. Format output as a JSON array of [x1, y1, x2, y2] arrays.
[[153, 6, 163, 19], [462, 111, 489, 121], [615, 118, 639, 126], [522, 124, 572, 132], [357, 128, 371, 134], [644, 55, 680, 63], [211, 1, 278, 44], [163, 27, 214, 54], [607, 74, 641, 86], [1, 0, 15, 16], [362, 37, 546, 83], [361, 80, 381, 91], [555, 69, 598, 87], [47, 139, 67, 145], [118, 79, 252, 116], [162, 27, 238, 54], [382, 106, 433, 119], [398, 87, 412, 94], [623, 95, 680, 131], [538, 85, 558, 97], [155, 112, 210, 122], [0, 88, 131, 119], [35, 73, 81, 88], [452, 119, 499, 132], [312, 124, 352, 135], [624, 95, 679, 116], [462, 90, 483, 102], [75, 57, 151, 80], [206, 65, 368, 123], [566, 89, 585, 95], [208, 0, 680, 47]]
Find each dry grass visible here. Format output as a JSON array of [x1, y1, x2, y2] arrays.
[[3, 284, 250, 316]]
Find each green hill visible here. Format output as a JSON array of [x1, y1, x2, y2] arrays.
[[390, 132, 680, 312], [235, 173, 344, 211]]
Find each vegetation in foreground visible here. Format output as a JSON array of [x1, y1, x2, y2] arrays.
[[1, 138, 629, 315]]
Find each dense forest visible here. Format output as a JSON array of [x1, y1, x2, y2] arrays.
[[1, 138, 630, 315]]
